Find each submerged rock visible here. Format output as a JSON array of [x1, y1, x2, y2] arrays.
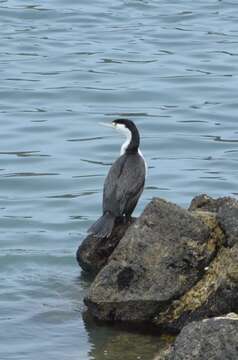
[[84, 198, 222, 322], [167, 314, 238, 360]]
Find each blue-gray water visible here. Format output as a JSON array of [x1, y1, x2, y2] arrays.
[[1, 1, 238, 359]]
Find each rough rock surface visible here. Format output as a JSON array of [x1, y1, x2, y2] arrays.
[[166, 314, 238, 360], [189, 193, 232, 213], [154, 245, 238, 331], [154, 195, 238, 331], [76, 220, 134, 274], [85, 198, 222, 322], [217, 198, 238, 247], [190, 194, 238, 247]]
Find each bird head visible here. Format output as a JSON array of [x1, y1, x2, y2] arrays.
[[100, 118, 140, 153]]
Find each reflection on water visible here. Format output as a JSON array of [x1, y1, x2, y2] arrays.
[[0, 0, 238, 359], [80, 272, 172, 360], [84, 312, 174, 360]]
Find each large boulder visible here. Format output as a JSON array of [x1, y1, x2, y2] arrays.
[[166, 314, 238, 360], [84, 198, 222, 322]]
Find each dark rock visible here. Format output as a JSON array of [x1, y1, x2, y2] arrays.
[[189, 194, 238, 247], [167, 314, 238, 360], [189, 193, 233, 213], [76, 220, 134, 274], [217, 198, 238, 247], [189, 194, 221, 212], [154, 245, 238, 332], [85, 198, 222, 322], [117, 266, 134, 291]]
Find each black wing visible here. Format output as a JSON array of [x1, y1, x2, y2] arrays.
[[103, 153, 145, 217]]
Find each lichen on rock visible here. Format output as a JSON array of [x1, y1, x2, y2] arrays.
[[154, 196, 238, 331], [154, 245, 238, 331]]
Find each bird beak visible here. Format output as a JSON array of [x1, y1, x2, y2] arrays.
[[99, 122, 115, 128]]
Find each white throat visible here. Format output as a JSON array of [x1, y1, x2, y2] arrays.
[[120, 132, 131, 155], [115, 124, 132, 156], [115, 123, 147, 177]]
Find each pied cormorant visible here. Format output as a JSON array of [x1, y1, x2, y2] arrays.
[[88, 119, 146, 239]]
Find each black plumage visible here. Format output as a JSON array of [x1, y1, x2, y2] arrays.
[[88, 119, 146, 238]]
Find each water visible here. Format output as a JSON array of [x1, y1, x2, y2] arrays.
[[1, 0, 238, 359]]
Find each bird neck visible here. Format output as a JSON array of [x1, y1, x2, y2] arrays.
[[120, 128, 140, 155]]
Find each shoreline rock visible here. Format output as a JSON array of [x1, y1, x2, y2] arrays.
[[154, 245, 238, 332], [164, 314, 238, 360], [77, 194, 238, 358], [83, 198, 224, 322], [76, 220, 134, 274], [190, 193, 238, 247], [77, 194, 238, 360]]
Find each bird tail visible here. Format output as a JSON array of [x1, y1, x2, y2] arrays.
[[87, 212, 115, 238]]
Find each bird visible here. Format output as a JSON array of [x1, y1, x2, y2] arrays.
[[88, 119, 146, 239]]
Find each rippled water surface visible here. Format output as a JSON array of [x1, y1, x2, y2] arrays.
[[1, 0, 238, 359]]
